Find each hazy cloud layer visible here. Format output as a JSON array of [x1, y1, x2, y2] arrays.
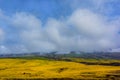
[[0, 0, 120, 53]]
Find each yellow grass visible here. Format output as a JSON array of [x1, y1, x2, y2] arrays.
[[0, 58, 120, 79]]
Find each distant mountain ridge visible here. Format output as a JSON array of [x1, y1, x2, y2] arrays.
[[0, 52, 120, 60]]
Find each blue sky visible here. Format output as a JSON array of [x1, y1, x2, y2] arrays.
[[0, 0, 72, 22], [0, 0, 120, 53], [1, 0, 119, 20]]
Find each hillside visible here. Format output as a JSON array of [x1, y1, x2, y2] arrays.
[[0, 52, 120, 60], [0, 58, 120, 80]]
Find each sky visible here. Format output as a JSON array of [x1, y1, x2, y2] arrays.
[[0, 0, 120, 53]]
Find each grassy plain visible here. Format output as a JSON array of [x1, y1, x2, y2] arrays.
[[0, 58, 120, 80]]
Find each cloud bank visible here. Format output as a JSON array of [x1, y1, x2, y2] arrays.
[[0, 0, 120, 53]]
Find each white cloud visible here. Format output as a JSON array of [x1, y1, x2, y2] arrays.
[[0, 28, 4, 41], [111, 48, 120, 52], [69, 9, 106, 37], [0, 45, 9, 54], [0, 3, 120, 53], [68, 9, 120, 51], [6, 11, 120, 52]]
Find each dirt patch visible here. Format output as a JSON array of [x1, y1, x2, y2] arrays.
[[80, 62, 120, 66], [57, 67, 68, 73]]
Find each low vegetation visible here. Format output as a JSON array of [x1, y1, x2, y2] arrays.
[[0, 57, 120, 80]]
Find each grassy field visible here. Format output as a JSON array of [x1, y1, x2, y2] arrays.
[[0, 58, 120, 80]]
